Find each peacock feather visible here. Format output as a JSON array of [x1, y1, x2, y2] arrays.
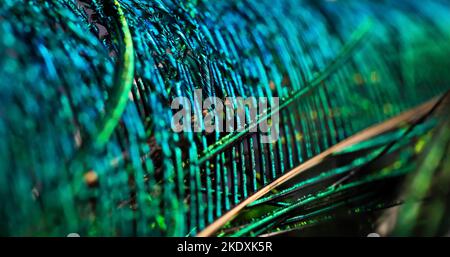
[[0, 0, 449, 236]]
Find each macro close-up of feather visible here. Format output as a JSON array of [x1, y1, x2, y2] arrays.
[[1, 0, 450, 238]]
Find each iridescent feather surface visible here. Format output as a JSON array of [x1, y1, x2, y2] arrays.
[[0, 0, 449, 236]]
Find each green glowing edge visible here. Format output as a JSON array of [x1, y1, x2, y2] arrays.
[[94, 0, 135, 149]]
